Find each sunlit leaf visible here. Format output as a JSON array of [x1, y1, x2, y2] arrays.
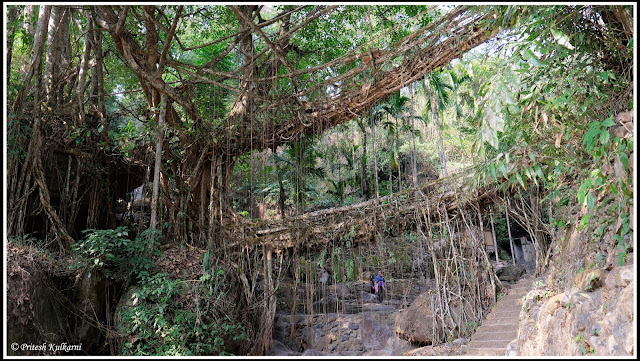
[[551, 29, 574, 50], [489, 163, 497, 181], [498, 161, 508, 178], [587, 192, 596, 210], [580, 214, 589, 227], [515, 172, 525, 188], [523, 49, 542, 66], [619, 152, 629, 170], [486, 108, 505, 132], [602, 116, 616, 128]]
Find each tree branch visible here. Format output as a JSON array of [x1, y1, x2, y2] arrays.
[[157, 5, 183, 76]]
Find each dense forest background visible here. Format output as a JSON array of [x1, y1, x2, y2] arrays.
[[5, 4, 634, 356]]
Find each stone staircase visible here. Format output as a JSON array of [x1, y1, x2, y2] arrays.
[[462, 275, 534, 356]]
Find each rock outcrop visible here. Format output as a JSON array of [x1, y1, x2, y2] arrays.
[[6, 244, 68, 356], [514, 265, 634, 356], [497, 264, 526, 282], [394, 292, 435, 345]]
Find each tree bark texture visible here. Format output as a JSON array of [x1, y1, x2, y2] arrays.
[[43, 6, 71, 107], [431, 93, 448, 178], [6, 6, 19, 90], [150, 93, 168, 245]]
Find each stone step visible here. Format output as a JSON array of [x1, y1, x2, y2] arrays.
[[487, 302, 522, 317], [508, 288, 531, 295], [469, 339, 512, 349], [484, 318, 520, 327], [496, 296, 522, 308], [478, 320, 519, 328], [471, 330, 517, 342], [462, 346, 507, 356], [514, 279, 534, 285], [501, 293, 526, 300], [499, 294, 525, 302], [475, 324, 519, 335], [495, 298, 524, 308], [486, 310, 520, 321], [507, 287, 532, 297]]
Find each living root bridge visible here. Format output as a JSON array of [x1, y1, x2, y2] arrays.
[[227, 169, 510, 354], [228, 169, 498, 253], [229, 6, 501, 157]]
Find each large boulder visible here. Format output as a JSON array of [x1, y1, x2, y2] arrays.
[[267, 340, 298, 356], [328, 283, 353, 299], [497, 264, 526, 282], [393, 292, 434, 345], [385, 333, 415, 355], [301, 348, 326, 356], [312, 293, 341, 313], [74, 269, 110, 352], [362, 314, 393, 350]]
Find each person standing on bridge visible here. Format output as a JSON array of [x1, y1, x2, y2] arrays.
[[374, 271, 386, 302]]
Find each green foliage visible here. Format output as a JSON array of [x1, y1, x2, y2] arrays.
[[463, 321, 479, 334], [316, 249, 327, 269], [71, 227, 159, 280], [109, 118, 145, 157], [573, 331, 588, 355], [119, 271, 245, 356], [466, 6, 634, 281], [116, 247, 246, 356], [582, 117, 616, 155], [329, 246, 359, 283], [9, 233, 46, 249]]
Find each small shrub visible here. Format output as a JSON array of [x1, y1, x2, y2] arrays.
[[71, 226, 159, 281], [119, 269, 246, 356]]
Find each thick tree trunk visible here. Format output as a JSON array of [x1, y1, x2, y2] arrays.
[[89, 12, 106, 119], [489, 207, 498, 262], [277, 164, 286, 219], [431, 93, 448, 178], [43, 6, 71, 107], [253, 245, 276, 355], [12, 5, 51, 116], [505, 202, 516, 265], [17, 5, 37, 74], [229, 5, 258, 119], [74, 9, 92, 125], [8, 5, 51, 239], [372, 118, 380, 199], [23, 5, 37, 35], [150, 93, 168, 249], [6, 6, 19, 89]]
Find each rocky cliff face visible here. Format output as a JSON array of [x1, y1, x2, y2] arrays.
[[7, 244, 69, 355], [513, 265, 634, 356]]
